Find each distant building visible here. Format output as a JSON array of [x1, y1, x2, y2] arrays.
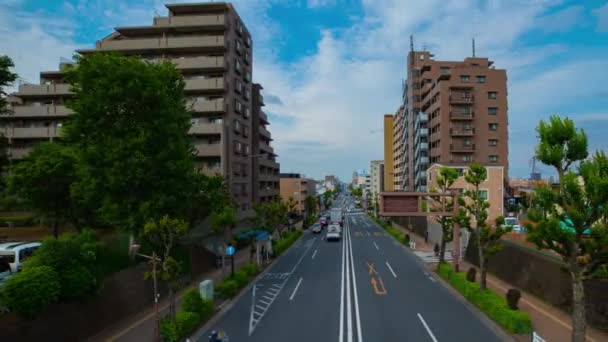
[[383, 114, 395, 191], [279, 173, 315, 215], [370, 160, 384, 196]]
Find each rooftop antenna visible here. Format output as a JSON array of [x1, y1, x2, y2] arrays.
[[472, 37, 476, 57], [410, 35, 414, 53], [154, 9, 160, 17]]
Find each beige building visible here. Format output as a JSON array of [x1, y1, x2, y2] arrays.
[[279, 173, 315, 215], [390, 46, 509, 192], [370, 160, 384, 196], [383, 115, 394, 191], [426, 164, 505, 223], [2, 2, 278, 217]]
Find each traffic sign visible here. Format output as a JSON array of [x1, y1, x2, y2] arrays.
[[226, 245, 236, 256]]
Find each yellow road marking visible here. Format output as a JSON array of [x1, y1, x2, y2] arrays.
[[366, 262, 377, 275], [371, 276, 387, 295]]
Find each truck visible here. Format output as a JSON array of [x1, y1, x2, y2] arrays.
[[330, 208, 343, 227]]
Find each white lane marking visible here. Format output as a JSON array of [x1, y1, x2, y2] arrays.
[[272, 284, 282, 289], [339, 217, 346, 342], [256, 304, 267, 310], [373, 241, 379, 250], [259, 299, 270, 305], [386, 262, 397, 278], [289, 236, 316, 274], [346, 218, 353, 342], [312, 249, 318, 259], [262, 295, 273, 301], [429, 277, 436, 283], [347, 217, 363, 342], [268, 289, 279, 294], [417, 313, 438, 342], [289, 277, 303, 301]]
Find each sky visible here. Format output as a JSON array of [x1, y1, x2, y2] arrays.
[[1, 0, 607, 181]]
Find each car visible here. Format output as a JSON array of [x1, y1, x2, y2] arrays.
[[0, 258, 12, 288], [311, 223, 322, 234], [328, 223, 341, 234], [0, 242, 41, 273], [326, 229, 341, 242]]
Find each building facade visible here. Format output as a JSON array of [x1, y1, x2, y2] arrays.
[[2, 2, 279, 216], [370, 160, 384, 196], [399, 48, 509, 192], [383, 114, 395, 191], [279, 173, 315, 215]]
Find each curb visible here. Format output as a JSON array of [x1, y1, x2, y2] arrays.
[[190, 231, 306, 340]]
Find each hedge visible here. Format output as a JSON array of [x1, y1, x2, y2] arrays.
[[215, 262, 261, 299], [0, 212, 36, 227], [437, 263, 533, 334], [160, 290, 215, 342], [273, 229, 302, 256], [372, 217, 407, 244]]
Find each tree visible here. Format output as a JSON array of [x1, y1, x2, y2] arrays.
[[63, 53, 197, 238], [526, 116, 606, 342], [186, 174, 231, 227], [0, 55, 17, 116], [429, 167, 458, 267], [211, 206, 236, 245], [143, 215, 190, 319], [8, 143, 77, 237], [351, 187, 363, 198], [322, 190, 333, 209], [285, 196, 298, 219], [457, 163, 510, 290], [0, 266, 61, 318], [254, 200, 288, 237], [304, 195, 318, 219]]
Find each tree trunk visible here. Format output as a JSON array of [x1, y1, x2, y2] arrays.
[[477, 233, 486, 290], [168, 285, 176, 319], [571, 268, 587, 342], [439, 235, 447, 265], [481, 257, 488, 290], [52, 218, 59, 238]]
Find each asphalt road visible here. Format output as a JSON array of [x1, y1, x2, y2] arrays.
[[196, 196, 506, 342]]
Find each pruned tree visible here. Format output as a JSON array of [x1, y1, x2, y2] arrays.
[[457, 163, 510, 290], [143, 215, 190, 319], [526, 116, 607, 342], [0, 55, 17, 185], [429, 166, 458, 267]]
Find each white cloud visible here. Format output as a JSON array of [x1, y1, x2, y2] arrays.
[[593, 2, 608, 32], [307, 0, 336, 8], [535, 5, 585, 32]]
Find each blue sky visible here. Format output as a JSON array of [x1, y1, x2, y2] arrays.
[[1, 0, 607, 181]]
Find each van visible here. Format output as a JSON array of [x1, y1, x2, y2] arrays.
[[0, 242, 41, 273]]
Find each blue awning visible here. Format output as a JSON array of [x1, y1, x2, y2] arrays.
[[238, 230, 270, 241]]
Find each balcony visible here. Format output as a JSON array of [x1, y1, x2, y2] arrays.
[[260, 111, 269, 124], [450, 143, 476, 152], [10, 104, 71, 118], [259, 188, 278, 198], [259, 173, 278, 182], [259, 94, 264, 106], [90, 35, 225, 54], [8, 147, 33, 160], [259, 125, 271, 139], [450, 127, 475, 136], [450, 111, 475, 120], [259, 156, 279, 169], [260, 141, 274, 154], [188, 98, 225, 113], [449, 95, 475, 104], [189, 122, 222, 135], [152, 14, 226, 29], [199, 166, 222, 176], [184, 77, 225, 93], [194, 142, 222, 157], [416, 171, 427, 182], [415, 142, 429, 156], [16, 83, 72, 97], [417, 156, 430, 164], [171, 56, 225, 72], [414, 112, 429, 128], [2, 126, 62, 139]]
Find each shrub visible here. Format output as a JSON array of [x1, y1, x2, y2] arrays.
[[241, 263, 259, 278], [175, 310, 201, 336], [1, 266, 61, 318], [273, 230, 302, 256], [233, 270, 249, 287], [216, 279, 239, 298], [437, 264, 532, 334], [200, 298, 214, 320], [181, 288, 203, 314], [160, 317, 180, 342], [466, 267, 477, 283], [506, 289, 521, 310]]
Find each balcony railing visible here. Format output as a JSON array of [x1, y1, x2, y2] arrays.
[[194, 142, 222, 157], [184, 77, 225, 92], [10, 104, 72, 118], [2, 126, 62, 139], [93, 35, 225, 53], [450, 127, 475, 136], [16, 83, 72, 97], [259, 125, 271, 139], [189, 122, 222, 135], [152, 14, 226, 28], [171, 56, 225, 71], [450, 143, 476, 152], [8, 147, 33, 159], [187, 98, 225, 113], [450, 111, 475, 120], [449, 95, 475, 104]]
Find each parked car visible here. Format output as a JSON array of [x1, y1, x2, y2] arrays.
[[0, 258, 12, 288], [504, 217, 525, 233], [0, 242, 41, 273]]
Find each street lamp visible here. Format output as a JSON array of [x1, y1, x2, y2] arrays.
[[130, 244, 162, 342]]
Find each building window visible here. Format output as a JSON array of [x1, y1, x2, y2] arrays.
[[489, 123, 498, 131], [234, 99, 242, 113], [411, 70, 420, 77], [233, 119, 241, 133], [234, 79, 242, 93], [235, 40, 242, 54], [489, 139, 498, 147], [462, 155, 472, 162], [243, 125, 249, 137], [488, 107, 498, 115], [489, 155, 498, 163], [488, 91, 497, 99], [413, 82, 421, 89], [235, 60, 242, 74], [476, 76, 486, 83], [440, 66, 450, 74], [460, 75, 470, 83], [234, 141, 242, 154], [244, 107, 250, 118], [419, 54, 425, 60], [478, 190, 488, 200]]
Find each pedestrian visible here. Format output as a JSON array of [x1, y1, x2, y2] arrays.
[[424, 230, 429, 243], [434, 243, 440, 257], [260, 245, 266, 264]]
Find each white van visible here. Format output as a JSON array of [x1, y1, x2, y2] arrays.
[[0, 242, 41, 273]]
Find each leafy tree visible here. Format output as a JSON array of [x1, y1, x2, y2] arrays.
[[143, 215, 190, 319], [0, 55, 17, 116], [429, 167, 458, 267], [457, 163, 510, 290], [351, 187, 363, 198], [322, 190, 333, 209], [26, 230, 100, 299], [526, 116, 606, 342], [253, 200, 288, 237], [187, 174, 231, 227], [211, 206, 236, 245], [304, 195, 318, 219], [63, 53, 197, 237], [7, 143, 77, 237], [0, 266, 61, 318]]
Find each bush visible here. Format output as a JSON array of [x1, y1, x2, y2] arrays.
[[160, 317, 180, 342], [233, 270, 249, 287], [466, 267, 477, 283], [273, 230, 302, 256], [181, 288, 203, 314], [506, 289, 521, 310], [200, 298, 214, 319], [241, 263, 259, 278], [437, 264, 532, 334], [1, 266, 61, 318], [175, 310, 201, 336], [216, 279, 239, 298]]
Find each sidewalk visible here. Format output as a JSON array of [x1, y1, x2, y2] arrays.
[[392, 222, 608, 342], [88, 246, 253, 342]]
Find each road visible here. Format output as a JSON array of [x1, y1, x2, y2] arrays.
[[196, 195, 505, 342]]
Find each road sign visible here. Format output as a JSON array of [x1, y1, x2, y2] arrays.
[[226, 245, 235, 256]]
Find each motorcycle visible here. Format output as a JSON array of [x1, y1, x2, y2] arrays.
[[209, 330, 229, 342]]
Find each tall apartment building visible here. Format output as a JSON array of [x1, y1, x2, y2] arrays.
[[392, 105, 406, 190], [399, 48, 508, 192], [2, 2, 279, 216], [369, 160, 384, 196], [251, 83, 280, 204], [279, 173, 315, 215], [383, 114, 395, 192]]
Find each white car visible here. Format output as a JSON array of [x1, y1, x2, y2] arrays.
[[328, 223, 341, 234], [0, 242, 41, 273], [326, 229, 341, 242]]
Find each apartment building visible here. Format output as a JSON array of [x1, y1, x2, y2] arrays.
[[279, 173, 315, 215], [2, 2, 278, 216], [251, 83, 280, 204], [370, 160, 384, 196], [399, 48, 508, 192], [383, 114, 395, 192]]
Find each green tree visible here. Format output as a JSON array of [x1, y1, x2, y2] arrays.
[[351, 187, 363, 198], [457, 163, 510, 290], [0, 266, 61, 318], [429, 166, 458, 267], [211, 206, 236, 245], [0, 55, 17, 116], [143, 215, 190, 319], [322, 190, 333, 209], [187, 174, 231, 227], [63, 53, 197, 237], [254, 200, 288, 237], [8, 143, 76, 237], [526, 116, 606, 342], [304, 195, 318, 219]]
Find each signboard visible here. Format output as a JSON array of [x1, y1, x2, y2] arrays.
[[379, 192, 455, 217], [226, 245, 235, 256]]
